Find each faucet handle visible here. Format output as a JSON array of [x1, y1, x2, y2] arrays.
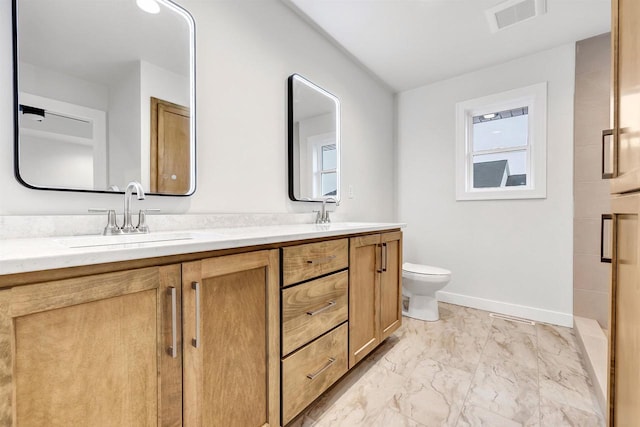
[[137, 209, 160, 234], [88, 208, 122, 235], [313, 210, 323, 224]]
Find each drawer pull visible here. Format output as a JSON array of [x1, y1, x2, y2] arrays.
[[306, 300, 337, 316], [192, 281, 200, 348], [306, 357, 336, 380], [602, 129, 614, 179], [601, 214, 613, 263], [382, 242, 388, 272], [306, 255, 337, 265], [168, 286, 177, 358]]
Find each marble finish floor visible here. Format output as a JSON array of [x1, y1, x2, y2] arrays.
[[290, 303, 604, 427]]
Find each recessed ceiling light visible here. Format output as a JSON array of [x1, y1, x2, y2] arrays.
[[137, 0, 160, 14]]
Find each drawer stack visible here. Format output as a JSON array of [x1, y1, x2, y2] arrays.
[[280, 238, 349, 425]]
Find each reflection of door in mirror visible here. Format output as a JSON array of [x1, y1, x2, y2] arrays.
[[150, 97, 190, 194]]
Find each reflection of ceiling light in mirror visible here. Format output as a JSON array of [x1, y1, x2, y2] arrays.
[[483, 113, 496, 119], [136, 0, 160, 14]]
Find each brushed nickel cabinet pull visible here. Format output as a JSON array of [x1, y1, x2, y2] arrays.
[[382, 243, 388, 272], [306, 300, 337, 316], [192, 281, 200, 348], [601, 214, 613, 263], [602, 129, 614, 179], [306, 255, 337, 265], [168, 287, 177, 358], [306, 357, 336, 380]]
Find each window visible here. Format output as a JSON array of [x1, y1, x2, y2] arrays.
[[455, 82, 547, 200], [319, 143, 337, 196], [307, 133, 338, 197]]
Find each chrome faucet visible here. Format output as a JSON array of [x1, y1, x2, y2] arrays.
[[122, 181, 145, 233], [316, 197, 339, 224]]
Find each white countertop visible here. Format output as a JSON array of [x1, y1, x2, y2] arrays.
[[0, 222, 405, 276]]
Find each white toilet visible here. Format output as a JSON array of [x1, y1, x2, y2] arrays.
[[402, 262, 451, 321]]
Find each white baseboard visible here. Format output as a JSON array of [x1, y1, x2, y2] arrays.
[[437, 291, 573, 327]]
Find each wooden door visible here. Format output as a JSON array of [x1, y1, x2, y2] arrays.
[[349, 234, 381, 368], [380, 231, 402, 341], [150, 97, 191, 194], [182, 250, 279, 427], [0, 265, 182, 427], [608, 195, 640, 426], [610, 0, 640, 194]]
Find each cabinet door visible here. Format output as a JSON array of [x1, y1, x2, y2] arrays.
[[609, 195, 640, 426], [380, 231, 402, 341], [349, 234, 381, 368], [0, 265, 182, 427], [182, 250, 279, 427], [610, 0, 640, 194]]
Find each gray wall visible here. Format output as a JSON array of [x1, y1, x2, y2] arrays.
[[573, 33, 611, 329]]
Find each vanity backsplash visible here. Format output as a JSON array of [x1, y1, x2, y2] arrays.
[[0, 212, 345, 240]]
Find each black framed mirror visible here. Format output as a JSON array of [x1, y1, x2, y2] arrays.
[[13, 0, 196, 196], [288, 74, 341, 202]]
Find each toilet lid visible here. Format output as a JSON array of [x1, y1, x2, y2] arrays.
[[402, 262, 451, 276]]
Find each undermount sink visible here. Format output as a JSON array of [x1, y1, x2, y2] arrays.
[[56, 232, 203, 249]]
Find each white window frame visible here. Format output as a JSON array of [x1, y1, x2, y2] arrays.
[[455, 82, 547, 201], [307, 132, 337, 198]]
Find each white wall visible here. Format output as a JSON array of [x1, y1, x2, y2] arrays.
[[397, 44, 575, 326], [0, 0, 395, 221]]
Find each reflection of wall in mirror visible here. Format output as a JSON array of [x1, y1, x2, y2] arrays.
[[110, 60, 189, 191], [18, 91, 107, 190], [297, 112, 335, 199], [19, 59, 189, 192]]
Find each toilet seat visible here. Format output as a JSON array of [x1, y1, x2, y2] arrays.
[[402, 262, 451, 277]]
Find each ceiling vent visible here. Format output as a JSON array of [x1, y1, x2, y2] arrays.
[[485, 0, 547, 33]]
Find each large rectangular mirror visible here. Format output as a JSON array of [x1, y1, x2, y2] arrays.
[[13, 0, 196, 195], [288, 74, 340, 202]]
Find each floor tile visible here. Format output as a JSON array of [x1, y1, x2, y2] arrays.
[[539, 397, 604, 427], [457, 404, 536, 427], [465, 356, 539, 424], [390, 358, 473, 427], [311, 364, 406, 426], [482, 323, 538, 370], [290, 304, 604, 427]]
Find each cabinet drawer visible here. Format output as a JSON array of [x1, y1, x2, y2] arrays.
[[282, 323, 348, 425], [282, 239, 348, 286], [282, 271, 348, 355]]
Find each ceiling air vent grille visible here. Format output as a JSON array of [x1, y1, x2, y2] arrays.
[[485, 0, 547, 33]]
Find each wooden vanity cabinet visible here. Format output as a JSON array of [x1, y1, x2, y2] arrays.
[[609, 0, 640, 195], [0, 228, 403, 426], [280, 239, 350, 425], [0, 265, 183, 427], [607, 194, 640, 426], [181, 250, 280, 427], [349, 231, 402, 367]]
